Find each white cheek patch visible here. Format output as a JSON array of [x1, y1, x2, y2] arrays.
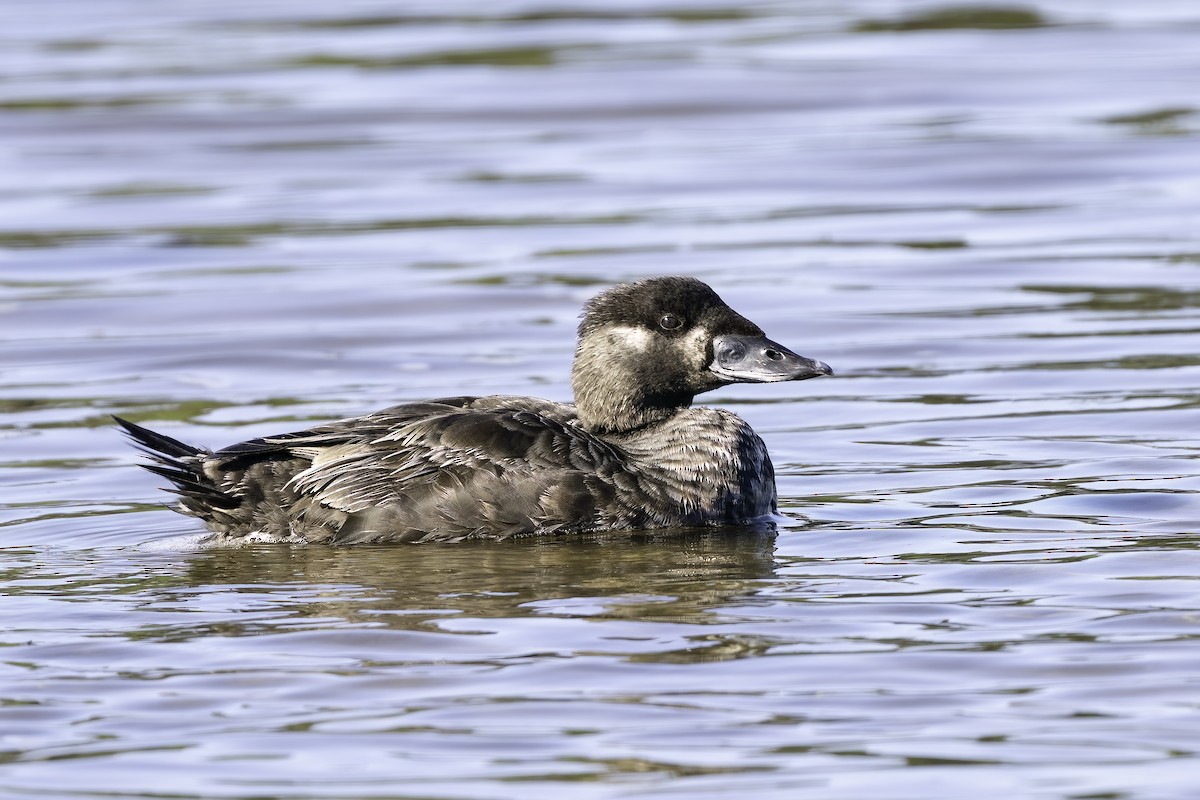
[[685, 326, 711, 368], [603, 324, 712, 370], [606, 325, 655, 351], [684, 326, 710, 350]]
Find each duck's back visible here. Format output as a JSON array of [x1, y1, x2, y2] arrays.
[[179, 396, 629, 543], [120, 394, 779, 544]]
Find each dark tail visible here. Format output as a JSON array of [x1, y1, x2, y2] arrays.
[[114, 416, 239, 511]]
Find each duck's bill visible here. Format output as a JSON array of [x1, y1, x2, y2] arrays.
[[709, 334, 833, 383]]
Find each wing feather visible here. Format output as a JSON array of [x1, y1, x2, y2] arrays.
[[225, 396, 630, 541]]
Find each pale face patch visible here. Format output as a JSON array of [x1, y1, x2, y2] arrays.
[[599, 323, 713, 372], [683, 325, 711, 370], [605, 324, 656, 351], [683, 325, 710, 350]]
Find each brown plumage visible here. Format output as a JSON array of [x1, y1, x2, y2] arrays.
[[116, 276, 831, 544]]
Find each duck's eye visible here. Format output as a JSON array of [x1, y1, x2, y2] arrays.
[[658, 313, 684, 331]]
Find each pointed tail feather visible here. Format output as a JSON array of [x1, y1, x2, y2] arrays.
[[113, 415, 202, 461], [114, 416, 240, 511]]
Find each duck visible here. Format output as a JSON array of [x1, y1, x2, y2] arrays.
[[116, 276, 832, 544]]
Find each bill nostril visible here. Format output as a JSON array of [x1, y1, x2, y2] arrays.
[[764, 349, 783, 361]]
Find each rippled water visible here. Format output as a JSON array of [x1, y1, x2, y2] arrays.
[[4, 2, 1200, 797]]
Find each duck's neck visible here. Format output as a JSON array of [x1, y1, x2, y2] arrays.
[[572, 379, 688, 435], [570, 344, 692, 435]]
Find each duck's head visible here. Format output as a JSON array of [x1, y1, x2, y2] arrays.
[[571, 276, 832, 434]]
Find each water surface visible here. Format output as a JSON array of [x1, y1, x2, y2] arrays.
[[3, 2, 1200, 798]]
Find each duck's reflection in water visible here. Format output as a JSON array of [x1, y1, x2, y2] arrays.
[[168, 527, 780, 636]]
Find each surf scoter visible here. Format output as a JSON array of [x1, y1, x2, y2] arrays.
[[117, 276, 831, 543]]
